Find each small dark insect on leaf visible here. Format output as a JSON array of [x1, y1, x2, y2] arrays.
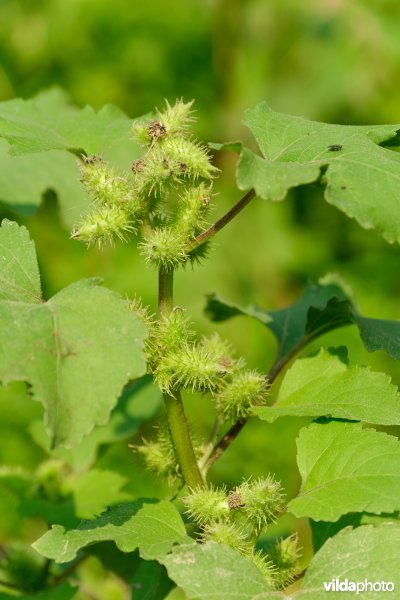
[[328, 144, 343, 152]]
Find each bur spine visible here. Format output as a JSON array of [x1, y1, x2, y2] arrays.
[[215, 370, 269, 421], [71, 204, 136, 247], [235, 476, 285, 533], [183, 485, 229, 524]]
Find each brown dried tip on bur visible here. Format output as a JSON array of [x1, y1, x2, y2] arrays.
[[228, 491, 244, 509], [219, 357, 233, 369], [148, 120, 167, 141], [82, 154, 103, 164], [131, 159, 145, 173]]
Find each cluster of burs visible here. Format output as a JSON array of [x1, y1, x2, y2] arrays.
[[72, 100, 300, 589], [72, 98, 217, 268], [143, 314, 300, 589]]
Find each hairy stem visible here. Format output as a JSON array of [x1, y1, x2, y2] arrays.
[[158, 269, 204, 489], [158, 268, 174, 317], [188, 189, 255, 250], [157, 192, 256, 486]]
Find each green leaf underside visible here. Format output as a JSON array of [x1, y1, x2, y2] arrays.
[[32, 500, 191, 563], [239, 102, 400, 243], [294, 524, 400, 598], [255, 348, 400, 425], [0, 584, 77, 600], [0, 88, 133, 157], [0, 220, 147, 447], [289, 421, 400, 521], [160, 542, 279, 599], [205, 278, 400, 361]]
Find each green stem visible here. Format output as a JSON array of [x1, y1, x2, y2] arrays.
[[158, 268, 204, 489], [158, 268, 174, 317], [0, 580, 22, 591], [198, 414, 220, 476]]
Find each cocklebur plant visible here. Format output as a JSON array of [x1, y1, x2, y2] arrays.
[[72, 99, 292, 585], [1, 91, 400, 597]]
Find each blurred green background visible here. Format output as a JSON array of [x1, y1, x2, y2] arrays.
[[1, 0, 400, 597]]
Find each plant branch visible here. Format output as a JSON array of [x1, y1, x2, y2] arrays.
[[158, 268, 204, 489], [205, 418, 246, 470], [188, 189, 255, 251], [205, 352, 292, 470], [198, 414, 220, 474], [0, 580, 22, 591]]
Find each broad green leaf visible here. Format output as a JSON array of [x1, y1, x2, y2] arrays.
[[295, 524, 400, 598], [160, 542, 279, 599], [205, 277, 400, 361], [0, 220, 147, 447], [205, 280, 350, 360], [255, 348, 400, 425], [0, 583, 77, 600], [354, 314, 400, 359], [0, 218, 41, 301], [33, 499, 191, 562], [0, 88, 135, 159], [239, 102, 400, 243], [29, 376, 162, 471], [238, 147, 319, 202], [289, 422, 400, 521]]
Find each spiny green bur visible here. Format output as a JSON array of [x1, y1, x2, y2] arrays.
[[73, 99, 217, 259], [182, 477, 290, 589]]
